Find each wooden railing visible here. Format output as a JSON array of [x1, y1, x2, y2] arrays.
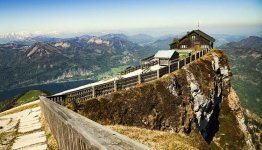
[[48, 48, 210, 103], [40, 96, 149, 150], [120, 60, 159, 75]]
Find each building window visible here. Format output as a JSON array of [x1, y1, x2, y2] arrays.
[[201, 45, 209, 48], [192, 36, 196, 41], [180, 45, 187, 49]]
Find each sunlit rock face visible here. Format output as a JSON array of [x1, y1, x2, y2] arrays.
[[87, 37, 110, 45], [54, 42, 70, 48], [183, 53, 231, 140]]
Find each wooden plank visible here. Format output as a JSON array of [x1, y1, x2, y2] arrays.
[[40, 96, 149, 150], [170, 62, 178, 72]]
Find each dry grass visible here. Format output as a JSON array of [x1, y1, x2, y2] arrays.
[[107, 125, 200, 150], [40, 114, 58, 150], [0, 100, 40, 117]]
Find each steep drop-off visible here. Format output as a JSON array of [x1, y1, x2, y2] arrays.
[[220, 36, 262, 115], [68, 49, 257, 149]]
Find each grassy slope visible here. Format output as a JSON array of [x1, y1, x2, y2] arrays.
[[107, 125, 205, 150], [15, 90, 44, 107], [0, 90, 45, 113], [210, 97, 246, 149], [232, 79, 262, 114]]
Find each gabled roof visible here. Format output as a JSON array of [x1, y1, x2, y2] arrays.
[[141, 55, 155, 61], [193, 30, 215, 42], [154, 50, 178, 59], [170, 29, 215, 45]]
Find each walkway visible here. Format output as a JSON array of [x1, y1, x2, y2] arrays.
[[0, 101, 47, 150]]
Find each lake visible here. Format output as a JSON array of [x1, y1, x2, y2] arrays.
[[0, 80, 94, 102]]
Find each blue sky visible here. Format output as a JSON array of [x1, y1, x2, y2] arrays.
[[0, 0, 261, 36]]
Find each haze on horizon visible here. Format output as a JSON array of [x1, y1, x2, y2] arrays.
[[0, 0, 262, 36]]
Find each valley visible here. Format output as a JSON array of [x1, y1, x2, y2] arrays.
[[0, 34, 169, 92], [220, 36, 262, 115], [1, 33, 261, 116]]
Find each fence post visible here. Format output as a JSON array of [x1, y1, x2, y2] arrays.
[[157, 69, 160, 78], [138, 74, 142, 84], [177, 61, 180, 69], [92, 86, 95, 98], [168, 64, 171, 73], [114, 80, 117, 91], [195, 53, 197, 60]]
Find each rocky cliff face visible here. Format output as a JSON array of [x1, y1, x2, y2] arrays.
[[69, 49, 258, 149]]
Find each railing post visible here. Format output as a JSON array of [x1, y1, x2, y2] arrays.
[[92, 86, 95, 98], [157, 69, 160, 78], [195, 53, 197, 60], [138, 74, 142, 84], [114, 80, 117, 91], [168, 64, 171, 73], [177, 61, 180, 69]]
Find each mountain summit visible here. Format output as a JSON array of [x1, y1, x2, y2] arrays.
[[25, 42, 61, 59]]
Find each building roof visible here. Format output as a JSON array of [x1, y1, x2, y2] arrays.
[[154, 50, 177, 59], [194, 30, 215, 42], [141, 55, 154, 62], [170, 29, 215, 45]]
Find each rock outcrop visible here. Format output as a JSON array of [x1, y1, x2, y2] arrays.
[[227, 88, 255, 149]]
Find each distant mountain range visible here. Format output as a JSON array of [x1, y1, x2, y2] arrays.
[[0, 34, 171, 91], [0, 32, 258, 94], [0, 32, 60, 44], [219, 36, 262, 114]]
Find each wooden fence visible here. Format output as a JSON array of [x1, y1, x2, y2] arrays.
[[48, 49, 210, 103], [120, 60, 159, 75], [40, 96, 149, 150]]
